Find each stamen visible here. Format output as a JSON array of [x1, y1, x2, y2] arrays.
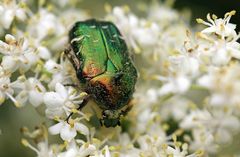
[[21, 138, 40, 154]]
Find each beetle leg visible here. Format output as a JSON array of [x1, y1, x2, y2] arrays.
[[63, 83, 79, 88], [66, 95, 91, 123], [117, 120, 121, 126], [64, 45, 81, 70], [121, 100, 134, 116], [99, 119, 103, 126]]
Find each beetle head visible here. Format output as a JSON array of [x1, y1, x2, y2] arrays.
[[101, 110, 121, 127]]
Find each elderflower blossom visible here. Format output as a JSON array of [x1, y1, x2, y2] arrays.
[[57, 140, 96, 157], [198, 64, 240, 106], [1, 0, 240, 157], [106, 6, 160, 53], [44, 83, 86, 119], [11, 76, 46, 107], [196, 11, 240, 66], [197, 11, 237, 39], [0, 66, 14, 105], [0, 0, 27, 29], [49, 120, 89, 141], [27, 9, 65, 41], [43, 57, 76, 90], [0, 34, 38, 73]]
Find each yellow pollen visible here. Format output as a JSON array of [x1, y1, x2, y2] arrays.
[[68, 119, 74, 128]]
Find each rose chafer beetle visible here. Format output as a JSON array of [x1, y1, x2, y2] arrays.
[[65, 19, 137, 127]]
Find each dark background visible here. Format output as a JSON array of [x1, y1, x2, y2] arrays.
[[174, 0, 240, 32], [80, 0, 240, 32]]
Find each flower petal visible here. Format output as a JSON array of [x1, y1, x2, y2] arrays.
[[60, 123, 77, 141], [55, 83, 68, 100], [49, 122, 64, 135], [29, 91, 43, 107], [44, 92, 64, 108], [75, 123, 89, 136], [1, 56, 18, 73]]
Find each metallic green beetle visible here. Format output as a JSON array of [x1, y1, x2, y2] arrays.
[[65, 19, 137, 127]]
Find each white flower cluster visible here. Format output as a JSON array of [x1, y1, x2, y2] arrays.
[[106, 3, 240, 157], [0, 0, 240, 157]]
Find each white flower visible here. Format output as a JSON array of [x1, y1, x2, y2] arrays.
[[37, 46, 51, 60], [196, 11, 240, 66], [157, 52, 199, 95], [44, 59, 74, 90], [197, 36, 240, 66], [0, 0, 27, 29], [197, 11, 237, 39], [158, 75, 190, 95], [110, 133, 140, 157], [49, 120, 89, 141], [50, 9, 89, 51], [189, 129, 217, 154], [160, 97, 191, 121], [136, 108, 159, 133], [21, 124, 59, 157], [0, 34, 39, 73], [180, 110, 212, 129], [58, 141, 96, 157], [136, 133, 195, 157], [213, 114, 240, 144], [148, 3, 179, 24], [180, 108, 240, 150], [198, 64, 240, 106], [106, 7, 160, 53], [131, 21, 160, 47], [44, 59, 62, 73], [11, 76, 46, 107], [22, 139, 56, 157], [168, 55, 200, 77], [92, 146, 111, 157], [44, 83, 85, 119], [0, 67, 14, 105], [1, 1, 240, 156], [27, 9, 65, 41]]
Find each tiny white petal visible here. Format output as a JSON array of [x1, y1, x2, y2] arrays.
[[15, 9, 26, 21], [15, 91, 28, 107], [55, 83, 68, 100], [2, 10, 14, 29], [58, 148, 77, 157], [60, 123, 77, 141], [29, 91, 43, 107], [176, 76, 190, 93], [44, 92, 64, 108], [5, 34, 16, 43], [1, 56, 18, 73], [80, 145, 96, 157], [158, 83, 173, 95], [46, 108, 64, 119], [75, 123, 89, 136], [49, 122, 64, 135], [38, 46, 51, 60], [44, 60, 60, 72]]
